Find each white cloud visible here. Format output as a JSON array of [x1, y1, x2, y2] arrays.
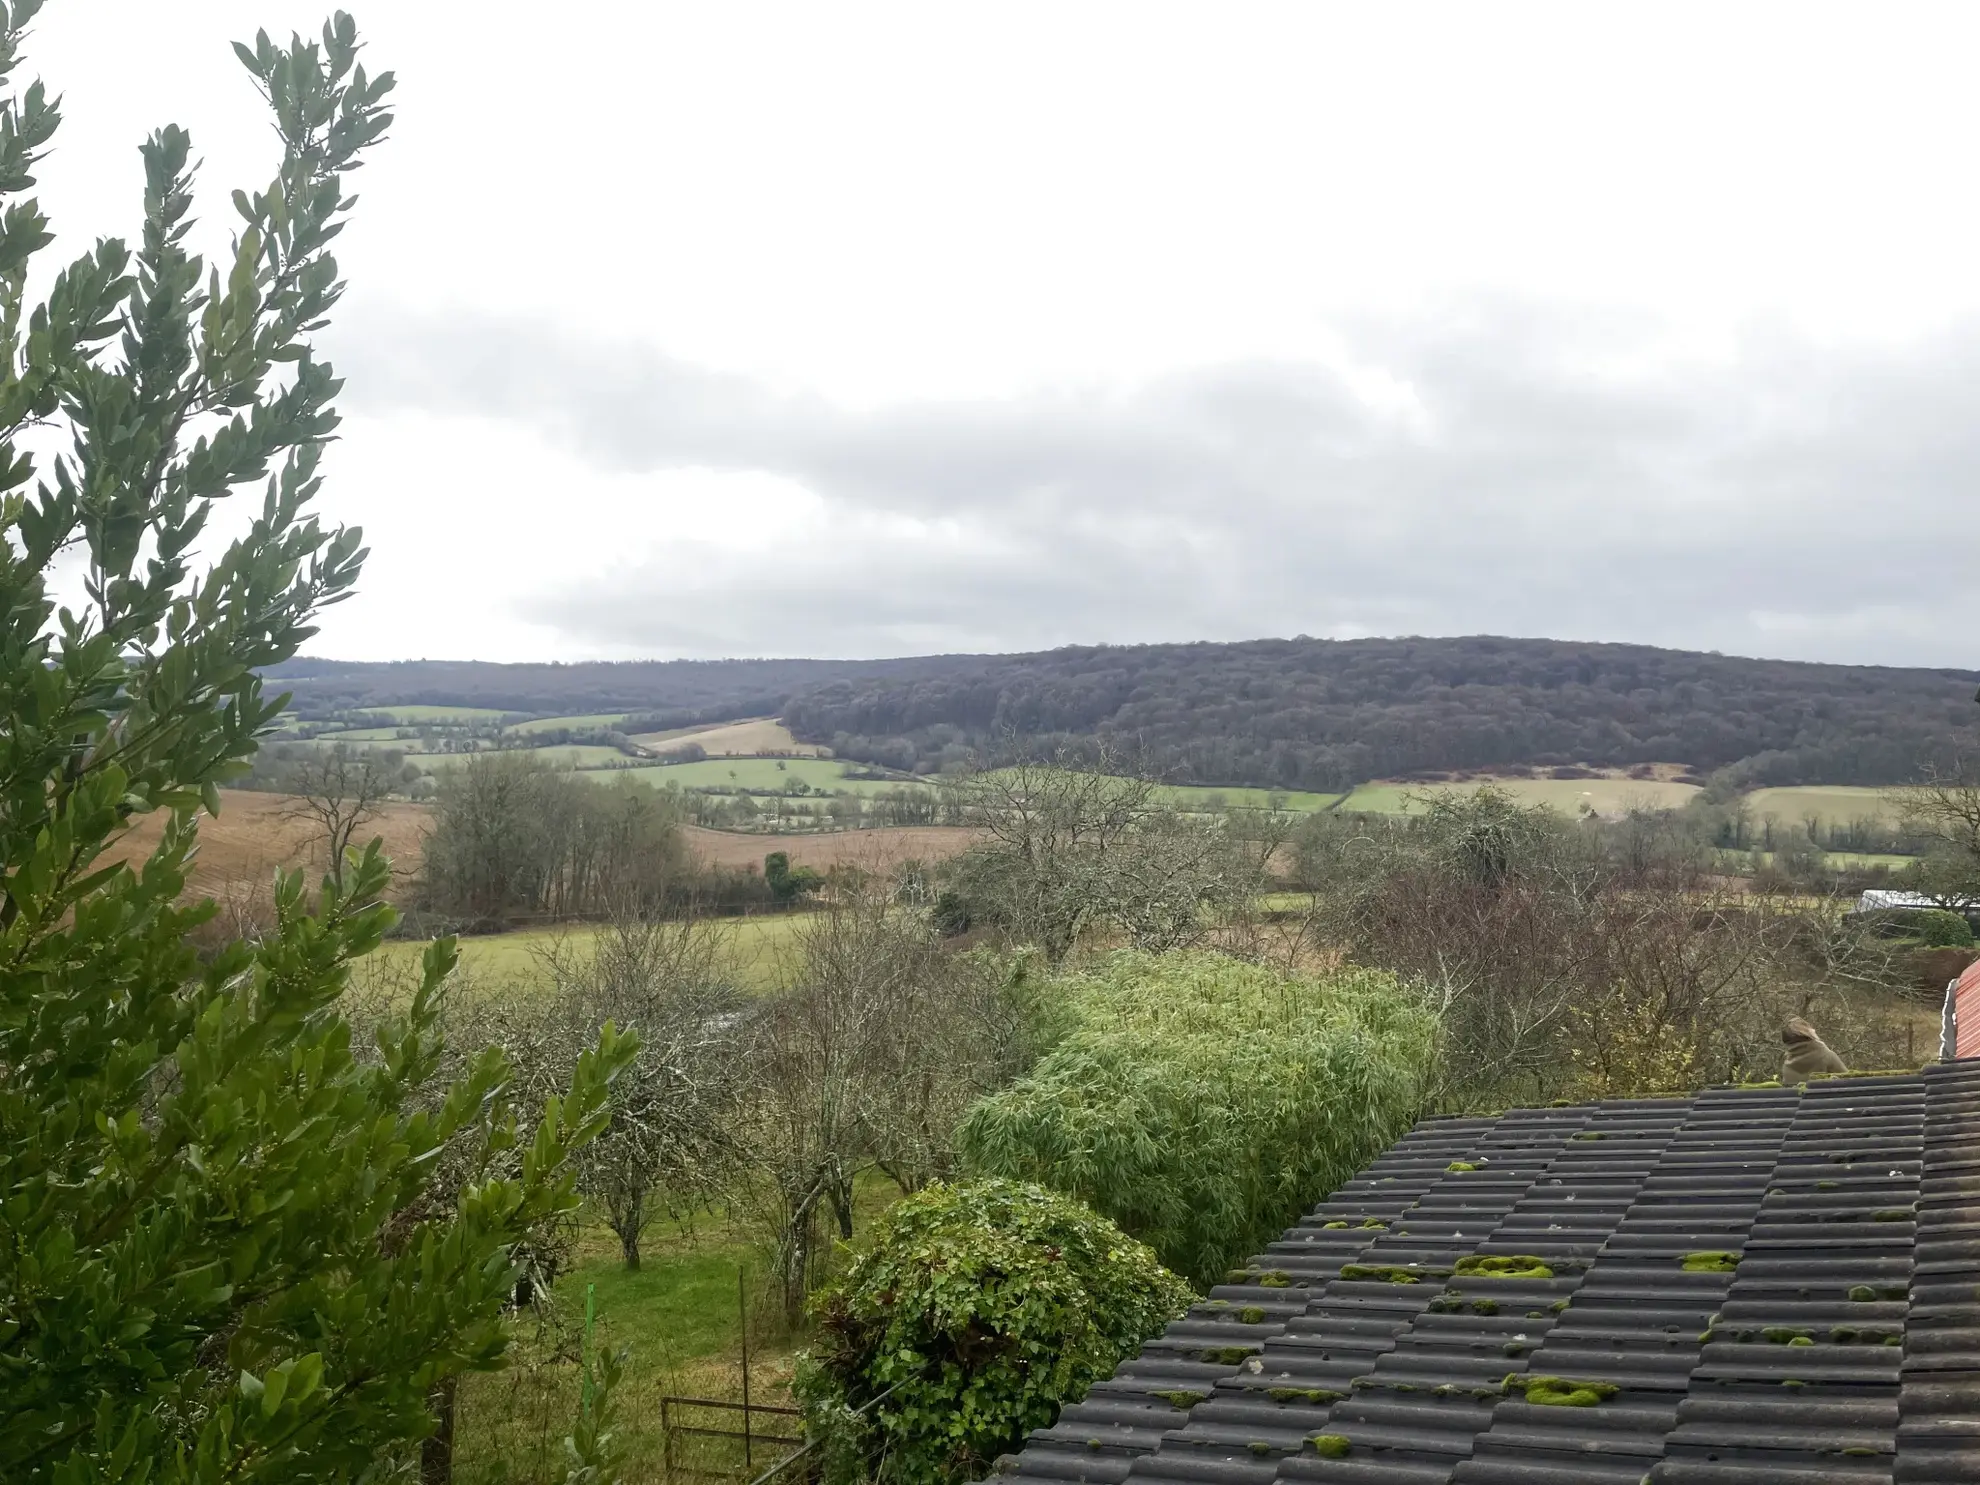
[[19, 3, 1980, 664], [305, 301, 1980, 665]]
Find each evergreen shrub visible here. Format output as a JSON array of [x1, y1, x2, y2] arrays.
[[796, 1179, 1191, 1485], [956, 950, 1437, 1284]]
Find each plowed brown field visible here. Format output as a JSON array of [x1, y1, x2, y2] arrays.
[[99, 790, 972, 896]]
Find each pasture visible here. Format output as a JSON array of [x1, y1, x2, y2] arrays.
[[320, 725, 416, 741], [683, 823, 976, 871], [368, 912, 811, 994], [1720, 849, 1913, 871], [1339, 776, 1702, 815], [1744, 785, 1902, 828], [364, 704, 511, 723], [402, 744, 633, 772], [633, 716, 825, 757], [504, 711, 632, 735], [1158, 783, 1343, 812], [619, 756, 919, 795]]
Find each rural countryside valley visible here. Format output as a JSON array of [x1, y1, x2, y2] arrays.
[[9, 6, 1980, 1485]]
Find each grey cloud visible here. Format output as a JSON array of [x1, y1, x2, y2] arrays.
[[334, 301, 1980, 663]]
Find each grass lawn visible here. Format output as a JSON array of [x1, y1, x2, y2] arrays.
[[369, 913, 812, 994], [452, 1212, 791, 1485], [453, 1172, 906, 1485]]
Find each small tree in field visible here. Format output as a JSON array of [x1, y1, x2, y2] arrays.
[[0, 10, 632, 1481], [278, 740, 399, 884]]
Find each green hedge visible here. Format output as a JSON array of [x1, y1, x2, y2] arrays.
[[796, 1179, 1191, 1485], [956, 951, 1437, 1285], [1904, 908, 1974, 948]]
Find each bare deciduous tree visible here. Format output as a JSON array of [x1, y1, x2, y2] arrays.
[[730, 885, 1023, 1324], [1302, 785, 1918, 1109], [1895, 762, 1980, 903], [942, 748, 1281, 962], [529, 911, 747, 1270], [279, 743, 399, 884]]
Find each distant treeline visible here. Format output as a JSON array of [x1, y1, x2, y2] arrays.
[[263, 654, 971, 721], [781, 637, 1980, 790], [267, 636, 1980, 791]]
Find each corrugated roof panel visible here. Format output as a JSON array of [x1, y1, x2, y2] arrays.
[[1953, 960, 1980, 1061]]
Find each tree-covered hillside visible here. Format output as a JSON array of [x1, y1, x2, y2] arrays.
[[780, 636, 1980, 790], [265, 653, 971, 729], [270, 636, 1980, 791]]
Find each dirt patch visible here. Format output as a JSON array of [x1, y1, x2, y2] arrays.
[[101, 793, 968, 899], [685, 825, 978, 872]]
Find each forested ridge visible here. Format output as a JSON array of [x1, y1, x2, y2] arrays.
[[266, 653, 971, 728], [272, 636, 1980, 790], [783, 636, 1980, 789]]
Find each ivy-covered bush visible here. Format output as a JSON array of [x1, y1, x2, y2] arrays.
[[795, 1179, 1192, 1485], [956, 950, 1437, 1284]]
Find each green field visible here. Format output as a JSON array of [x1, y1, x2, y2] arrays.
[[1158, 784, 1343, 812], [317, 725, 415, 741], [1744, 786, 1901, 827], [403, 744, 634, 772], [1716, 848, 1913, 871], [364, 704, 511, 723], [369, 913, 809, 992], [505, 712, 632, 736], [607, 756, 922, 796]]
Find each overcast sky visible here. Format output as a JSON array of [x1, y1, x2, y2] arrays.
[[29, 3, 1980, 665]]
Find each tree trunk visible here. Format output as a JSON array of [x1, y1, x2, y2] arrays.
[[613, 1189, 643, 1270], [421, 1377, 457, 1485]]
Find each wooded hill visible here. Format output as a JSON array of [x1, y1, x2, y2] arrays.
[[271, 636, 1980, 791], [266, 654, 969, 731]]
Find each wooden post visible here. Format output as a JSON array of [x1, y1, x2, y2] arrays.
[[662, 1396, 673, 1484], [740, 1265, 752, 1468]]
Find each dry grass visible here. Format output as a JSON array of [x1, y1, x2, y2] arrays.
[[99, 791, 971, 902]]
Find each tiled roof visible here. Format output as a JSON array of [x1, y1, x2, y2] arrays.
[[986, 1060, 1980, 1485]]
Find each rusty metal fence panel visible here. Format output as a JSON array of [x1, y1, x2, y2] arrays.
[[659, 1395, 805, 1483]]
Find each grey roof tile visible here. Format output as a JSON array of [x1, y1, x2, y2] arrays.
[[981, 1064, 1980, 1483]]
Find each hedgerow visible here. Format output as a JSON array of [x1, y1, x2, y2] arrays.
[[955, 950, 1437, 1283]]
